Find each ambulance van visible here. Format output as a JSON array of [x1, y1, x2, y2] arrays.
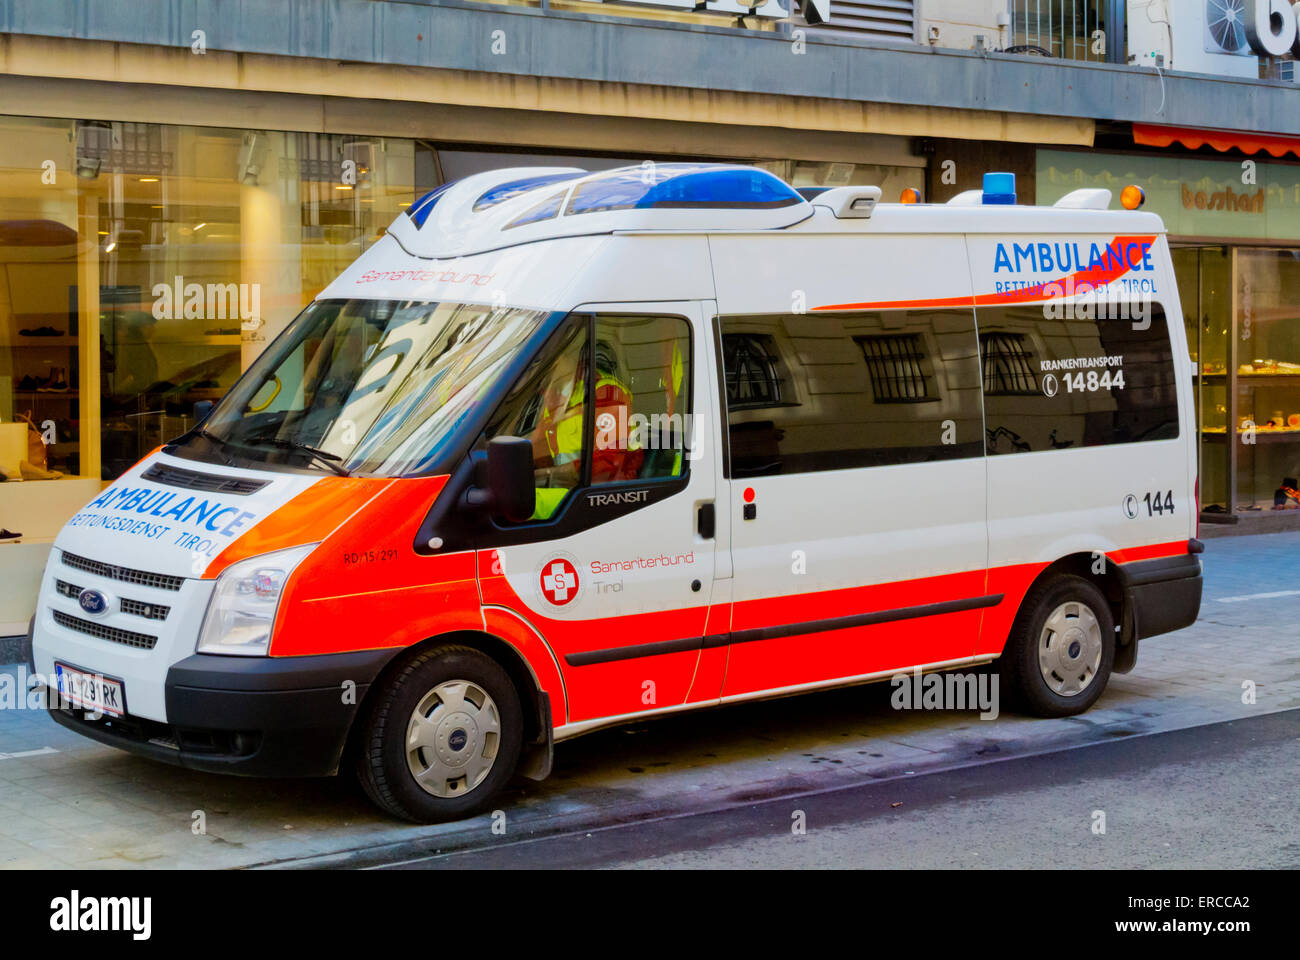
[[31, 164, 1203, 822]]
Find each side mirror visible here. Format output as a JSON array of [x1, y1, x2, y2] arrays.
[[465, 436, 535, 523]]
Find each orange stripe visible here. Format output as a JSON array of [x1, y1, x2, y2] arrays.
[[813, 234, 1157, 312], [206, 476, 393, 578]]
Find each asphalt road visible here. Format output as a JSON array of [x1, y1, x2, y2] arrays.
[[3, 531, 1299, 869], [365, 708, 1300, 869]]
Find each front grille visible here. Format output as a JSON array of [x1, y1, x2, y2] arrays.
[[141, 462, 268, 495], [61, 552, 184, 592], [120, 598, 170, 621], [52, 610, 158, 650], [56, 578, 170, 621]]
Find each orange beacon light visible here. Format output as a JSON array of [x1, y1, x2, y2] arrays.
[[900, 188, 921, 204], [1121, 185, 1146, 210]]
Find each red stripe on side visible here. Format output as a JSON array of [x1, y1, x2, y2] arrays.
[[1109, 540, 1190, 564]]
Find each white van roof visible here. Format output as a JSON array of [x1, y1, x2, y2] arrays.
[[382, 163, 1166, 260]]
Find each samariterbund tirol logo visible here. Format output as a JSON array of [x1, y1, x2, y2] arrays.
[[539, 556, 580, 606]]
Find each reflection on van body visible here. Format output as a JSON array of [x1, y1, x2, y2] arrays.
[[979, 304, 1180, 453], [722, 310, 984, 476]]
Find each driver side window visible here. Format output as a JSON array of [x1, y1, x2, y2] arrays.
[[486, 312, 692, 522], [488, 317, 590, 521]]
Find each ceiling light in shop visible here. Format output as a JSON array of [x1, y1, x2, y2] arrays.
[[138, 177, 160, 183]]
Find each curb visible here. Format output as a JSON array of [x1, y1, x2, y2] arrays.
[[0, 633, 31, 666]]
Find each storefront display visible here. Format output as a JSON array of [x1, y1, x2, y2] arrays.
[[1040, 149, 1300, 525], [0, 112, 928, 630]]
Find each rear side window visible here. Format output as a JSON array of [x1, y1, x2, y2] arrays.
[[978, 302, 1179, 454], [719, 310, 984, 477]]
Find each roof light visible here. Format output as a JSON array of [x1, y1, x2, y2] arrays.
[[473, 172, 584, 212], [406, 180, 459, 228], [1121, 184, 1146, 210], [982, 172, 1017, 206], [900, 188, 921, 204], [504, 188, 568, 230], [566, 165, 802, 216]]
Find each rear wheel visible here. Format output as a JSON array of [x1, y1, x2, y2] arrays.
[[998, 575, 1115, 717], [355, 644, 523, 822]]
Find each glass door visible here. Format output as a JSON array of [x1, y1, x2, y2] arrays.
[[1173, 245, 1232, 518]]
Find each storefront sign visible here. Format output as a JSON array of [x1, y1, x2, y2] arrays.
[[1037, 151, 1300, 242], [1181, 183, 1264, 213]]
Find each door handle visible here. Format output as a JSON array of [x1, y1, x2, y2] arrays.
[[697, 503, 715, 539]]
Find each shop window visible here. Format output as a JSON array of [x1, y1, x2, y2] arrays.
[[0, 118, 84, 490], [720, 310, 983, 477], [1232, 248, 1300, 512]]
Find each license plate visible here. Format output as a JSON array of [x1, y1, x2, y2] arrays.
[[54, 662, 126, 718]]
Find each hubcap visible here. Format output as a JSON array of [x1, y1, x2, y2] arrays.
[[406, 680, 501, 798], [1037, 600, 1103, 697]]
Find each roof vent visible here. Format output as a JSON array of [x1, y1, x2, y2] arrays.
[[811, 186, 883, 219]]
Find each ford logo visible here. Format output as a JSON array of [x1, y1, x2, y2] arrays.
[[77, 588, 109, 616]]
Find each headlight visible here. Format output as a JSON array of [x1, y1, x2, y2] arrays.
[[196, 544, 316, 656]]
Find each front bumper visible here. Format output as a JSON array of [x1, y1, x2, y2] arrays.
[[45, 648, 400, 778]]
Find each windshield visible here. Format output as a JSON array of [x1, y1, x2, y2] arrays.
[[190, 299, 551, 476]]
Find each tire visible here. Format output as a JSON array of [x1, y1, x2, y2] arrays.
[[355, 644, 523, 823], [998, 574, 1115, 718]]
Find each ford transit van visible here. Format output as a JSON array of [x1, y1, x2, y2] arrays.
[[31, 165, 1203, 821]]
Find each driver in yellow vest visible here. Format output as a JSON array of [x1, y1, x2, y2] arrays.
[[531, 341, 643, 519]]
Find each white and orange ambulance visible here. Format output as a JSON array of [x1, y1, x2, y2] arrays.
[[31, 164, 1203, 821]]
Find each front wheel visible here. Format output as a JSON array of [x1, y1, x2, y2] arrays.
[[355, 644, 523, 822], [998, 575, 1115, 718]]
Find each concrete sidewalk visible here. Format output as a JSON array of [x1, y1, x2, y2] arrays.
[[1, 532, 1297, 869]]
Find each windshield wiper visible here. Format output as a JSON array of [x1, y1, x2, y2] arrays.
[[194, 422, 351, 476], [254, 437, 352, 476]]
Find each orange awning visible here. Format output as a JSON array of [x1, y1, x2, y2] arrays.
[[1134, 122, 1300, 160]]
